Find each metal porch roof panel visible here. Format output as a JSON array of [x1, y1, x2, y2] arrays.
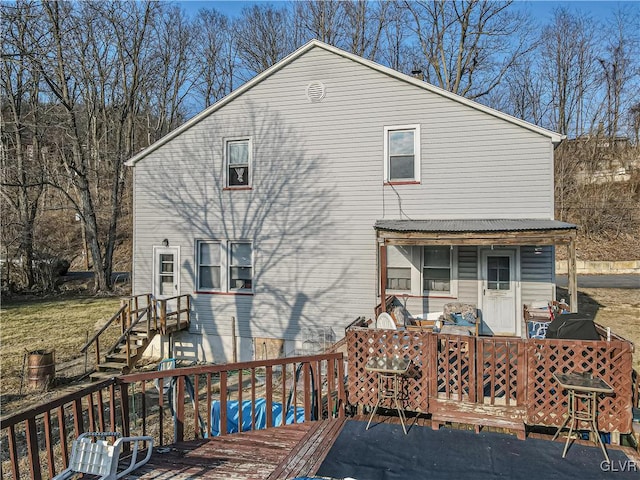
[[374, 219, 577, 233]]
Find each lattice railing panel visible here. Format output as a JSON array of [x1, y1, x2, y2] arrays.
[[346, 326, 633, 433], [347, 328, 429, 412], [478, 339, 524, 406], [526, 339, 633, 433], [434, 335, 473, 400]]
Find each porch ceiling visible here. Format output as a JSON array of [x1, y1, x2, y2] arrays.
[[374, 219, 577, 246]]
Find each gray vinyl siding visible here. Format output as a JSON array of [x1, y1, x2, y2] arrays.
[[521, 246, 556, 305], [457, 247, 479, 304], [131, 46, 556, 355]]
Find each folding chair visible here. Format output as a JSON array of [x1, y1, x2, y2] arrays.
[[53, 432, 153, 480]]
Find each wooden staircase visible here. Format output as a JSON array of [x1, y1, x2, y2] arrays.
[[82, 294, 191, 381], [89, 328, 156, 381]]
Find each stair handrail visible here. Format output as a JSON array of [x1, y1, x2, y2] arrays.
[[80, 304, 128, 354], [80, 304, 128, 369], [106, 304, 152, 357]]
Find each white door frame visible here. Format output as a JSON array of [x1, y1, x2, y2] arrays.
[[478, 247, 521, 337], [152, 246, 180, 299]]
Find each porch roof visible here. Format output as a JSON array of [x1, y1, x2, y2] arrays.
[[375, 219, 576, 233], [375, 218, 580, 311], [374, 219, 577, 246]]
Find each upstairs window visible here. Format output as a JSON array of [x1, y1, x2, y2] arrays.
[[384, 125, 420, 183], [197, 241, 221, 291], [226, 138, 251, 187], [230, 242, 252, 290]]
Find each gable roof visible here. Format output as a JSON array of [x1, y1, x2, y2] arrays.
[[126, 40, 563, 166]]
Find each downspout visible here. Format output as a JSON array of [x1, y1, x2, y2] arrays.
[[379, 237, 387, 310]]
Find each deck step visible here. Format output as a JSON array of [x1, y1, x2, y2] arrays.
[[106, 350, 138, 362], [97, 362, 128, 372], [89, 370, 119, 381], [131, 327, 151, 334], [129, 334, 149, 345]]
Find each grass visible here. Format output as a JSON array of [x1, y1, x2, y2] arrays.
[[1, 296, 123, 413], [576, 287, 640, 371]]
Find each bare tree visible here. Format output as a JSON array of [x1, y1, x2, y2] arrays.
[[493, 52, 548, 127], [403, 0, 535, 99], [16, 0, 160, 291], [235, 4, 295, 78], [379, 1, 412, 72], [294, 0, 345, 46], [341, 0, 388, 60], [1, 1, 46, 288], [598, 7, 640, 140], [194, 8, 237, 108], [539, 8, 599, 136], [630, 102, 640, 145], [144, 4, 196, 142]]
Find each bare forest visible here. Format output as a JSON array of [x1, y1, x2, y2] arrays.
[[2, 0, 639, 294]]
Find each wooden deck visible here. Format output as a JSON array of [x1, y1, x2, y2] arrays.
[[125, 417, 346, 480]]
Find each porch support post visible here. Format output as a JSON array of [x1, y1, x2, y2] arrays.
[[379, 239, 387, 309], [567, 234, 578, 313]]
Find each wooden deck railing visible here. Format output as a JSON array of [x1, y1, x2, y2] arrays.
[[0, 352, 345, 480], [155, 294, 191, 334], [347, 326, 633, 435]]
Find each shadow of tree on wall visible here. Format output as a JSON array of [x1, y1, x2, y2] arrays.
[[141, 101, 350, 361]]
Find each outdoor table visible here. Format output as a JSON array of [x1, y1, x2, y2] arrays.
[[552, 372, 614, 462], [365, 356, 410, 434]]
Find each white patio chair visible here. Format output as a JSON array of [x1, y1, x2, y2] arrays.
[[375, 312, 397, 330], [53, 432, 153, 480]]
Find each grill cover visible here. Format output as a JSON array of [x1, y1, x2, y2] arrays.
[[545, 313, 600, 340]]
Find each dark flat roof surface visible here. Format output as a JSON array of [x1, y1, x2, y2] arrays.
[[375, 219, 577, 233], [315, 420, 635, 480]]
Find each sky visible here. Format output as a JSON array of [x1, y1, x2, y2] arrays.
[[176, 0, 633, 21]]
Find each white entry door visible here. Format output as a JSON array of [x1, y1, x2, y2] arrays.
[[480, 248, 518, 336], [153, 247, 180, 300]]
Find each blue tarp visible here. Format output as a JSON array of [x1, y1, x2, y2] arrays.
[[210, 398, 305, 436]]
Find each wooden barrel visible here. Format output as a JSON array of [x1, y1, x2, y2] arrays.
[[28, 350, 55, 389]]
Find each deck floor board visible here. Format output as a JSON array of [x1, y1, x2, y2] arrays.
[[125, 418, 345, 480], [268, 416, 346, 479]]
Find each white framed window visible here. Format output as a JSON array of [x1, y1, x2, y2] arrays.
[[226, 138, 251, 187], [229, 241, 252, 290], [384, 125, 420, 183], [197, 241, 221, 291], [386, 245, 412, 291], [423, 246, 452, 294], [384, 245, 457, 297]]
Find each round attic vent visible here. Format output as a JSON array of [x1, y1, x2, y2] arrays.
[[306, 81, 326, 103]]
